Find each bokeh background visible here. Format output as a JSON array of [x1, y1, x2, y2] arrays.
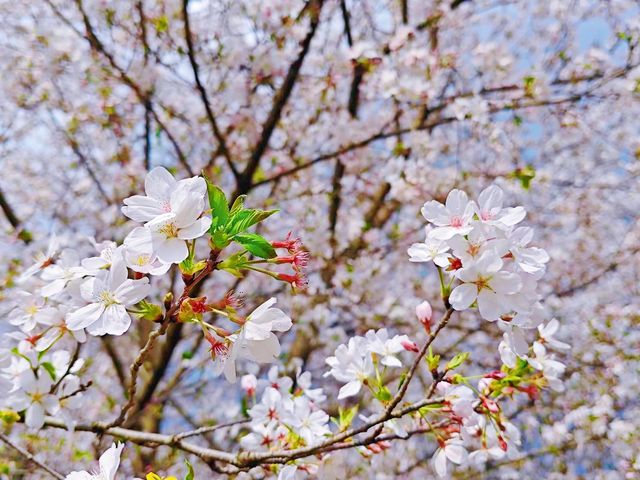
[[0, 0, 639, 478]]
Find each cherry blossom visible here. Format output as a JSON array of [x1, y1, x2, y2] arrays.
[[325, 337, 374, 400], [66, 255, 150, 335], [9, 370, 60, 430], [121, 167, 206, 223], [421, 190, 475, 240], [432, 437, 468, 478], [449, 251, 522, 321], [8, 290, 58, 332], [65, 442, 124, 480]]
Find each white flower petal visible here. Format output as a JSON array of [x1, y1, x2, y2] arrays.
[[66, 303, 105, 331], [450, 284, 478, 311]]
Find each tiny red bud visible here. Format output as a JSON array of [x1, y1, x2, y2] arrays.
[[271, 232, 303, 253], [446, 257, 463, 271], [498, 435, 508, 452], [481, 396, 500, 413], [278, 271, 308, 290]]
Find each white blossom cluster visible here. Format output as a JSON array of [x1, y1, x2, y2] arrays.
[[240, 368, 330, 477], [324, 328, 418, 399], [408, 185, 568, 387], [0, 168, 296, 434]]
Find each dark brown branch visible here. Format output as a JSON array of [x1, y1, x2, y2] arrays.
[[0, 186, 31, 243], [400, 0, 408, 24], [67, 138, 112, 204], [70, 0, 193, 175], [234, 0, 324, 198], [340, 0, 353, 46], [182, 0, 238, 179], [101, 336, 128, 392], [328, 159, 345, 245], [123, 322, 184, 428]]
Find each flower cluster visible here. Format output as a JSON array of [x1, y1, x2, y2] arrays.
[[324, 328, 418, 399], [241, 368, 330, 475], [0, 344, 84, 430], [408, 186, 566, 378], [1, 167, 306, 438], [204, 297, 293, 383]]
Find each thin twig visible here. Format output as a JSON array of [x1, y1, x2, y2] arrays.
[[0, 432, 65, 480]]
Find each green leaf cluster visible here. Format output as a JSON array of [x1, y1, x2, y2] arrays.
[[206, 179, 278, 259]]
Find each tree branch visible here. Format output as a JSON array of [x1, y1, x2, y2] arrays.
[[182, 0, 238, 179], [234, 0, 324, 198], [0, 432, 65, 480]]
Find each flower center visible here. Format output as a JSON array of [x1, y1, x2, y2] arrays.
[[467, 242, 481, 257], [158, 222, 179, 238], [26, 305, 39, 315], [450, 216, 463, 227], [135, 254, 151, 266], [475, 276, 491, 291], [99, 290, 119, 306]]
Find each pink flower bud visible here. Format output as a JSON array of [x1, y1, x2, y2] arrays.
[[415, 301, 432, 333], [401, 339, 419, 352], [481, 396, 500, 413], [498, 435, 508, 452], [241, 374, 257, 396]]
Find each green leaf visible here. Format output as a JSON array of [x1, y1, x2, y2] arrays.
[[136, 300, 163, 322], [211, 230, 230, 249], [218, 252, 249, 278], [152, 15, 169, 33], [523, 75, 536, 97], [446, 352, 470, 371], [41, 362, 57, 381], [229, 195, 246, 215], [179, 257, 207, 275], [234, 233, 277, 259], [182, 350, 194, 360], [185, 459, 195, 480], [418, 402, 445, 415], [226, 209, 278, 236], [206, 182, 229, 231], [337, 405, 359, 431], [426, 346, 440, 371], [0, 409, 20, 424], [509, 164, 536, 190], [374, 386, 392, 402]]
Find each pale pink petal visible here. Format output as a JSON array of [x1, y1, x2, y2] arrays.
[[489, 271, 522, 294], [122, 195, 164, 222], [114, 278, 150, 305], [477, 290, 501, 321], [155, 237, 188, 264], [338, 380, 362, 399]]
